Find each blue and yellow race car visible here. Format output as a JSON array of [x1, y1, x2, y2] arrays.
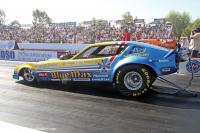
[[13, 41, 184, 97]]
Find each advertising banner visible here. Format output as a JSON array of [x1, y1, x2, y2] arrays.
[[0, 50, 16, 60], [14, 50, 57, 62], [134, 19, 145, 23], [0, 40, 15, 50], [179, 58, 200, 76], [0, 43, 88, 61], [17, 43, 88, 52], [154, 18, 165, 24], [0, 50, 57, 61]]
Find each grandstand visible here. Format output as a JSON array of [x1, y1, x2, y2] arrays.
[[0, 18, 173, 44]]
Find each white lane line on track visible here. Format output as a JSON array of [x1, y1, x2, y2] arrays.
[[0, 121, 46, 133]]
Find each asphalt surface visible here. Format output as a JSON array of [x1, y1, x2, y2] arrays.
[[0, 60, 200, 133]]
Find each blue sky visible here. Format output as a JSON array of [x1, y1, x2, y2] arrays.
[[0, 0, 199, 24]]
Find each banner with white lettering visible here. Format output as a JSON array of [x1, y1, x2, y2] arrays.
[[17, 43, 88, 52], [14, 50, 57, 62], [0, 50, 57, 61]]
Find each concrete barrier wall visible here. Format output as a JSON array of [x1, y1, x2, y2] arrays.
[[0, 42, 89, 62]]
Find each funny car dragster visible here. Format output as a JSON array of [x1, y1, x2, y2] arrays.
[[13, 41, 187, 97]]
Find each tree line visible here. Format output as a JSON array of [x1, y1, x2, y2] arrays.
[[122, 11, 200, 40], [0, 9, 52, 27], [0, 9, 200, 39]]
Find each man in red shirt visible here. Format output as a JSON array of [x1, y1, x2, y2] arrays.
[[121, 29, 130, 41]]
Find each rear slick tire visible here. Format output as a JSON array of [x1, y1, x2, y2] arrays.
[[115, 65, 153, 97]]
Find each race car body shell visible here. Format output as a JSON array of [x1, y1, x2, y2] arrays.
[[13, 41, 178, 82]]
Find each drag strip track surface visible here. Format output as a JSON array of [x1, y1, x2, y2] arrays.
[[0, 61, 200, 133]]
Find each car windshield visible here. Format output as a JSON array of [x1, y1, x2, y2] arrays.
[[74, 45, 127, 59]]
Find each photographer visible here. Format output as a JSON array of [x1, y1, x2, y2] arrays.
[[189, 28, 200, 57]]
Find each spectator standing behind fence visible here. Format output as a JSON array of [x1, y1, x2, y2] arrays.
[[180, 37, 190, 48], [189, 28, 200, 57], [121, 29, 130, 41]]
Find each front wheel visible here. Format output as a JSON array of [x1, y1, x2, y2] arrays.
[[115, 65, 153, 97], [22, 68, 36, 83]]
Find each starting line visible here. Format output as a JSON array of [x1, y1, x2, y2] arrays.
[[0, 121, 46, 133]]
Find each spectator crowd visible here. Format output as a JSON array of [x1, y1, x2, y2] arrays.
[[0, 19, 173, 44]]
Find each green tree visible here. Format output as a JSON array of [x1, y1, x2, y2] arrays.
[[91, 17, 105, 24], [91, 17, 97, 26], [122, 11, 133, 24], [166, 10, 191, 40], [32, 9, 52, 25], [182, 18, 200, 37], [182, 23, 192, 37], [192, 18, 200, 28], [9, 20, 21, 27], [0, 9, 6, 25]]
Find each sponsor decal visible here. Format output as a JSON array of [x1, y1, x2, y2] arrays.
[[93, 74, 109, 78], [141, 68, 151, 88], [126, 47, 149, 57], [37, 59, 102, 70], [158, 59, 169, 62], [115, 70, 121, 84], [48, 64, 58, 67], [38, 72, 48, 78], [186, 60, 200, 73], [63, 59, 101, 66], [126, 53, 150, 57], [148, 59, 169, 62], [161, 67, 171, 72], [92, 78, 110, 81], [98, 58, 112, 73], [50, 71, 92, 79], [131, 47, 146, 54], [132, 53, 149, 56], [37, 63, 62, 69]]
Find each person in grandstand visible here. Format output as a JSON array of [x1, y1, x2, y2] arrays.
[[189, 28, 200, 57], [121, 29, 130, 41]]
